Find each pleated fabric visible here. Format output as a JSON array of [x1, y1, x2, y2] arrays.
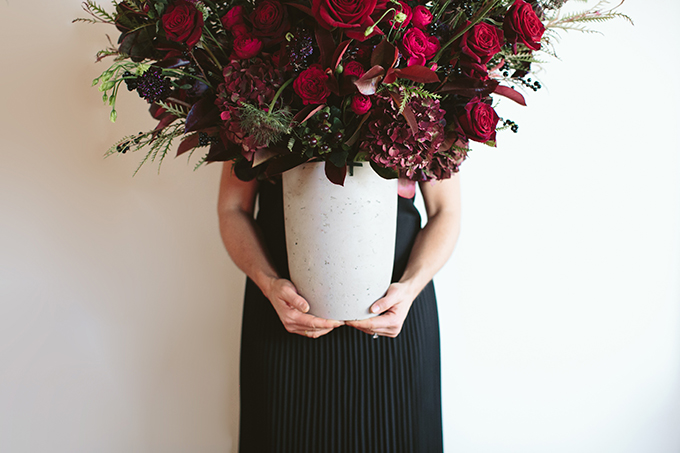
[[239, 180, 443, 453]]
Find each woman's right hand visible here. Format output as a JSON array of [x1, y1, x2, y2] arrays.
[[264, 277, 344, 338]]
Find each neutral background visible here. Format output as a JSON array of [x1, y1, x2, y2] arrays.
[[1, 1, 678, 452]]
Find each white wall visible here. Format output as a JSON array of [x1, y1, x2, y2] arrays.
[[0, 1, 677, 452]]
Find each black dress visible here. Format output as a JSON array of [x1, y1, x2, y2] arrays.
[[239, 180, 443, 453]]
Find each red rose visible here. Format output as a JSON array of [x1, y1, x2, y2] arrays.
[[250, 0, 290, 39], [294, 65, 331, 105], [387, 1, 412, 29], [162, 0, 204, 47], [401, 28, 439, 67], [221, 6, 245, 31], [343, 61, 366, 78], [504, 0, 545, 52], [456, 98, 499, 144], [412, 5, 433, 30], [459, 22, 503, 74], [312, 0, 378, 41], [351, 94, 372, 115], [233, 35, 263, 59]]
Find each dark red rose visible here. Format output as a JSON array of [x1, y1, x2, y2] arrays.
[[221, 5, 245, 31], [162, 0, 204, 47], [343, 60, 366, 78], [504, 0, 545, 52], [460, 22, 503, 65], [412, 5, 433, 29], [233, 35, 263, 59], [250, 0, 290, 39], [401, 28, 439, 66], [456, 98, 499, 144], [294, 65, 331, 105], [351, 94, 372, 115], [312, 0, 378, 41]]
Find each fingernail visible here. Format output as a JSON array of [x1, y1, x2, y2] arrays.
[[371, 305, 380, 314], [303, 304, 310, 312]]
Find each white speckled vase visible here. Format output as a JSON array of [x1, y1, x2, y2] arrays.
[[282, 162, 398, 321]]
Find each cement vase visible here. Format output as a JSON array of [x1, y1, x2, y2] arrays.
[[282, 162, 398, 321]]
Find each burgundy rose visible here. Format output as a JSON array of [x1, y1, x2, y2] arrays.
[[456, 98, 499, 144], [312, 0, 378, 41], [460, 22, 504, 65], [412, 6, 433, 30], [233, 35, 263, 59], [387, 1, 412, 29], [161, 0, 204, 47], [294, 65, 331, 105], [343, 61, 366, 78], [504, 0, 546, 52], [250, 0, 290, 39], [221, 6, 245, 31], [402, 28, 440, 67], [351, 94, 372, 115]]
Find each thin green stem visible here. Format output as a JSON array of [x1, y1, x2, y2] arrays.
[[269, 78, 295, 112]]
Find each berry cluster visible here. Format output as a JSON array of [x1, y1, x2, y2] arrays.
[[502, 118, 519, 133], [198, 131, 219, 147], [286, 27, 315, 74], [124, 68, 172, 104]]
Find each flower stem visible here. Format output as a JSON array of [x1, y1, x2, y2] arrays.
[[269, 78, 295, 112]]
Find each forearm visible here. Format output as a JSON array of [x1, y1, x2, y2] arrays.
[[218, 206, 279, 298], [398, 209, 460, 298]]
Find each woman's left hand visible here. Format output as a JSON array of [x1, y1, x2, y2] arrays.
[[345, 282, 417, 338]]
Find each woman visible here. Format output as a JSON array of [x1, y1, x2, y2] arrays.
[[218, 161, 461, 453]]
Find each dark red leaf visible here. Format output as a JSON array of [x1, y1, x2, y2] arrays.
[[383, 68, 397, 85], [154, 112, 177, 132], [392, 65, 440, 83], [371, 39, 398, 70], [315, 25, 336, 69], [185, 96, 220, 133], [156, 57, 191, 69], [325, 160, 347, 186], [284, 2, 313, 16], [294, 105, 325, 124], [176, 133, 200, 157], [264, 154, 309, 178], [332, 40, 352, 71], [494, 85, 527, 106], [354, 65, 385, 96], [326, 71, 340, 95], [438, 78, 499, 97], [388, 90, 418, 134]]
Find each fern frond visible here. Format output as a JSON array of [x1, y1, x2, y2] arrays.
[[156, 101, 189, 118], [77, 0, 116, 24]]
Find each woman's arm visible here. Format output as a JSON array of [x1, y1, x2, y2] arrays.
[[217, 162, 343, 338], [346, 174, 461, 338]]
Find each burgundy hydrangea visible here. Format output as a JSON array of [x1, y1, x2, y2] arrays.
[[215, 57, 285, 160], [359, 91, 465, 181]]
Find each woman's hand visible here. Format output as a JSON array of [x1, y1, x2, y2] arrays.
[[345, 282, 417, 338], [264, 277, 344, 338]]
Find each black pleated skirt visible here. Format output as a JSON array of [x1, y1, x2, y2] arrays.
[[239, 180, 443, 453]]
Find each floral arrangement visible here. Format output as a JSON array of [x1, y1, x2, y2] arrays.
[[77, 0, 630, 184]]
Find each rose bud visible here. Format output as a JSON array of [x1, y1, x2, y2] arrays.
[[351, 94, 372, 115], [221, 5, 246, 31], [343, 61, 366, 78], [412, 5, 433, 30], [233, 35, 263, 59]]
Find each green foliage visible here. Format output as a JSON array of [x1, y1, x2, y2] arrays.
[[544, 1, 633, 34], [382, 83, 442, 115], [105, 121, 187, 175], [73, 1, 116, 24], [238, 104, 294, 148]]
